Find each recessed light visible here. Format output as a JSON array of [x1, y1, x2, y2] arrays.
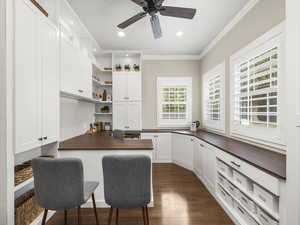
[[126, 54, 129, 57], [176, 31, 183, 37], [118, 31, 126, 37]]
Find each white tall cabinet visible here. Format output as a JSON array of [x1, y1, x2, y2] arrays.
[[15, 0, 59, 154], [112, 52, 142, 130]]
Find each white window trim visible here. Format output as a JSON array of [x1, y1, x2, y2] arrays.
[[202, 62, 226, 133], [230, 22, 286, 149], [157, 77, 192, 128]]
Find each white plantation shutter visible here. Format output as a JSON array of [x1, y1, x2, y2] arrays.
[[205, 74, 221, 121], [234, 47, 278, 128], [202, 62, 225, 132], [157, 77, 192, 127], [230, 24, 285, 147]]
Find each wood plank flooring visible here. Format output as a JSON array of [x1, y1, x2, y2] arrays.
[[47, 163, 234, 225]]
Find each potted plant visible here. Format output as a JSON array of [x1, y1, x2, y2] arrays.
[[100, 106, 110, 113]]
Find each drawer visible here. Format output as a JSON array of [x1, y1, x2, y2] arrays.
[[246, 214, 260, 225], [254, 184, 279, 212], [233, 170, 250, 190], [234, 201, 248, 223], [218, 185, 234, 207], [217, 173, 226, 186], [257, 207, 279, 225], [225, 192, 234, 207], [225, 180, 237, 197], [217, 160, 232, 177], [216, 150, 280, 196], [237, 190, 257, 214]]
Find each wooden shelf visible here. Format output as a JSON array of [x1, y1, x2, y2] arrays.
[[94, 100, 112, 104], [92, 79, 112, 87], [95, 112, 112, 115]]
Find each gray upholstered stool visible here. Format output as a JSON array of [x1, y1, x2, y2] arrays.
[[32, 157, 100, 225], [102, 155, 151, 225]]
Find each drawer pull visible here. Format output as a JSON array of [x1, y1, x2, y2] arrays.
[[241, 197, 248, 203], [38, 137, 43, 141], [78, 89, 84, 93], [237, 207, 245, 215], [260, 214, 269, 222], [231, 161, 241, 168], [200, 144, 205, 147], [258, 194, 267, 202]]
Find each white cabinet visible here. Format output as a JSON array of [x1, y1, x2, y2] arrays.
[[202, 145, 216, 193], [15, 0, 59, 154], [113, 102, 142, 130], [113, 72, 142, 101], [193, 139, 205, 177], [141, 133, 172, 162], [113, 71, 142, 130], [60, 33, 92, 98], [172, 134, 194, 170]]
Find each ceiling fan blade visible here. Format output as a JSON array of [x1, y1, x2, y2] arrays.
[[130, 0, 148, 7], [117, 12, 147, 29], [160, 6, 196, 19], [155, 0, 165, 7], [150, 15, 162, 39]]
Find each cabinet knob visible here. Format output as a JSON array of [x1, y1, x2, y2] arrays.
[[38, 137, 43, 141], [231, 161, 241, 168], [78, 89, 84, 93], [200, 144, 205, 147]]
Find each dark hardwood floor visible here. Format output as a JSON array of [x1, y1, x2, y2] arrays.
[[47, 163, 233, 225]]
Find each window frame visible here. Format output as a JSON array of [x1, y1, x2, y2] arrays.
[[230, 23, 286, 148], [202, 62, 226, 133], [157, 77, 192, 128]]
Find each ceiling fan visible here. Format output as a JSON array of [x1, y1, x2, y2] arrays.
[[117, 0, 197, 39]]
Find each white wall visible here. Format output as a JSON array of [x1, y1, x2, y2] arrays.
[[60, 97, 95, 141], [142, 60, 201, 129]]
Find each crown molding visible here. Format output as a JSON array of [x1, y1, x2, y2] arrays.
[[143, 54, 201, 61], [199, 0, 260, 60]]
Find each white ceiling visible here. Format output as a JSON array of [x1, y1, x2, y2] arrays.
[[66, 0, 250, 55]]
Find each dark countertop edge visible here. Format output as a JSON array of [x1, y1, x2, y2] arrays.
[[58, 147, 154, 151], [172, 131, 286, 180], [141, 129, 286, 180]]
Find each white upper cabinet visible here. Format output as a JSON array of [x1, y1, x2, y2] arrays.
[[113, 72, 142, 102], [40, 17, 59, 145], [15, 0, 59, 154], [113, 72, 128, 101], [127, 72, 142, 101], [60, 33, 93, 98], [15, 0, 41, 153]]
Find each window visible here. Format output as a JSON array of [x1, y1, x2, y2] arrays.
[[202, 62, 225, 132], [230, 23, 285, 147], [157, 77, 192, 127]]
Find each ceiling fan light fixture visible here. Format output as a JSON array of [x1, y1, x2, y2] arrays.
[[176, 31, 183, 37], [118, 31, 126, 37]]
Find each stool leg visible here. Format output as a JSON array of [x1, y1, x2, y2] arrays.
[[77, 206, 81, 225], [92, 193, 99, 225], [142, 207, 147, 225], [116, 208, 119, 225], [64, 210, 67, 225], [108, 207, 114, 225], [145, 205, 150, 225], [41, 209, 48, 225]]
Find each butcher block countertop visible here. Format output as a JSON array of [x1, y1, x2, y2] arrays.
[[58, 133, 153, 151]]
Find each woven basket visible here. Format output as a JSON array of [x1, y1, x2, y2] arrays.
[[15, 161, 33, 186], [15, 190, 43, 225]]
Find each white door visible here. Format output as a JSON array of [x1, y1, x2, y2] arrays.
[[113, 102, 128, 130], [113, 72, 128, 101], [78, 53, 92, 99], [156, 133, 172, 162], [15, 0, 42, 153], [127, 102, 141, 130], [40, 18, 59, 145], [127, 72, 142, 101]]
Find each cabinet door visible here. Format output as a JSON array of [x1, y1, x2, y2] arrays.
[[60, 36, 78, 95], [203, 145, 216, 192], [156, 133, 172, 162], [15, 0, 42, 153], [194, 139, 205, 177], [127, 102, 141, 130], [113, 72, 128, 101], [113, 102, 128, 130], [141, 134, 157, 161], [78, 53, 92, 99], [127, 72, 142, 101], [172, 134, 193, 170], [40, 18, 59, 145]]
